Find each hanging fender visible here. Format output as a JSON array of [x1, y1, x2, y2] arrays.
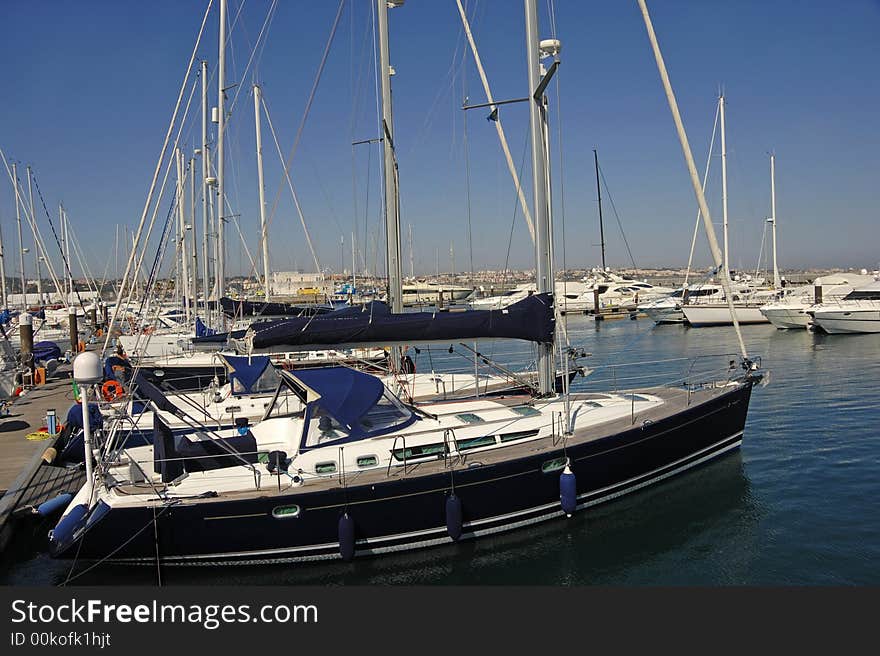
[[445, 493, 463, 542], [559, 464, 577, 517], [338, 512, 355, 561]]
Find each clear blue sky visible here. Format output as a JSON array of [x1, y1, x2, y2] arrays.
[[1, 1, 878, 283]]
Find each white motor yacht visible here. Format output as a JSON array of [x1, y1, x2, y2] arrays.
[[760, 273, 876, 330], [808, 279, 880, 334], [639, 284, 724, 324]]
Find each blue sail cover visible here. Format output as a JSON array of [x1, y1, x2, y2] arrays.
[[219, 297, 334, 319], [249, 293, 554, 349], [219, 354, 272, 393], [288, 367, 385, 433], [195, 317, 216, 337]]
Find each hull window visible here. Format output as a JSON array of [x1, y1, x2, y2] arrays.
[[541, 457, 567, 474], [499, 429, 540, 443], [456, 435, 497, 451], [272, 505, 301, 519]]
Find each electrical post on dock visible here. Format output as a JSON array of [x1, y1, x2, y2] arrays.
[[73, 351, 102, 498]]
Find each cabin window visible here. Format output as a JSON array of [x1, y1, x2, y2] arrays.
[[541, 457, 567, 474], [392, 443, 446, 461], [272, 504, 301, 519], [456, 413, 485, 424], [356, 455, 378, 468], [511, 405, 541, 417], [305, 411, 349, 447], [456, 435, 497, 451], [358, 392, 411, 433], [629, 394, 651, 402], [499, 429, 540, 443], [315, 461, 337, 474]]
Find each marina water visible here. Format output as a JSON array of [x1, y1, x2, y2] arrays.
[[2, 316, 878, 585]]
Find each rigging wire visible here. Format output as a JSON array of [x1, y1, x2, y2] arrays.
[[596, 163, 638, 270], [500, 131, 532, 288], [263, 0, 346, 260], [260, 93, 322, 274], [102, 0, 214, 357]]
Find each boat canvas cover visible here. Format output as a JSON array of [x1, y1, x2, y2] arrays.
[[131, 371, 184, 416], [33, 341, 62, 361], [218, 354, 273, 394], [195, 317, 216, 337], [248, 292, 554, 350], [218, 297, 333, 319], [282, 367, 385, 435]]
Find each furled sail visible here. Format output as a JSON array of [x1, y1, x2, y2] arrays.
[[244, 293, 554, 351]]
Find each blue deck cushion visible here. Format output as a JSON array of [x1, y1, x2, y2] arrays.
[[153, 413, 258, 482], [153, 414, 184, 483], [175, 432, 258, 473]]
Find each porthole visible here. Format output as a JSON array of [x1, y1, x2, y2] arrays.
[[272, 504, 301, 519], [541, 457, 567, 474], [315, 461, 337, 474]]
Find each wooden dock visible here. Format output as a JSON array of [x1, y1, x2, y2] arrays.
[[0, 368, 86, 555]]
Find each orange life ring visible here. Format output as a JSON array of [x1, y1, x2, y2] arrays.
[[101, 380, 125, 402]]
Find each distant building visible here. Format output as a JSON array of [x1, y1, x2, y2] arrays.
[[271, 271, 327, 296]]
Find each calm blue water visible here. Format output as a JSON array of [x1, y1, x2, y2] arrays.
[[3, 316, 879, 585]]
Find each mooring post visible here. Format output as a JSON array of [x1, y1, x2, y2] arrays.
[[20, 313, 34, 378], [68, 311, 78, 354]]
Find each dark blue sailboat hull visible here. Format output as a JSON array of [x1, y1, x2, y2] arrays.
[[52, 380, 754, 564]]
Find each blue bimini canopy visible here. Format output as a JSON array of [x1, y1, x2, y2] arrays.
[[287, 367, 385, 432], [280, 367, 416, 450], [219, 354, 273, 394]]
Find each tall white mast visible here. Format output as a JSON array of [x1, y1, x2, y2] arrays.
[[351, 231, 357, 291], [524, 0, 554, 396], [0, 213, 7, 309], [201, 59, 211, 312], [26, 168, 42, 304], [13, 163, 26, 310], [720, 94, 729, 275], [60, 205, 71, 301], [190, 153, 198, 309], [216, 0, 227, 302], [253, 84, 270, 300], [377, 0, 402, 314], [176, 148, 191, 322], [636, 0, 749, 362], [770, 153, 779, 289]]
